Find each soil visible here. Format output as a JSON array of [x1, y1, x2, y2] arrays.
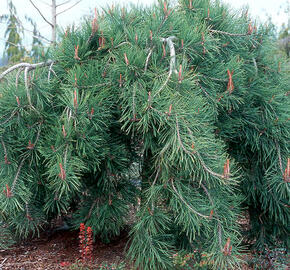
[[0, 213, 254, 270], [0, 229, 128, 270]]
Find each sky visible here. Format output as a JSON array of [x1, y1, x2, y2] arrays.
[[0, 0, 289, 55]]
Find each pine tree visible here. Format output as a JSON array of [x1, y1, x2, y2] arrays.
[[0, 0, 25, 63], [25, 17, 44, 61], [0, 1, 289, 269]]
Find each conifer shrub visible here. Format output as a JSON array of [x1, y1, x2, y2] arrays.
[[0, 0, 289, 269]]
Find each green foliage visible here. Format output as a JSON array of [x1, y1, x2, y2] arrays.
[[0, 0, 289, 269], [0, 224, 15, 249], [0, 0, 24, 62]]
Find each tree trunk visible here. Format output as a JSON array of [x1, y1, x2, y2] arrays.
[[51, 0, 56, 45]]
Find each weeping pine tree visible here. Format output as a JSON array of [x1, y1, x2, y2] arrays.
[[0, 0, 289, 269]]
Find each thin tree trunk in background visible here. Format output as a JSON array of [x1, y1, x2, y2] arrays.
[[29, 0, 82, 47], [51, 0, 56, 45]]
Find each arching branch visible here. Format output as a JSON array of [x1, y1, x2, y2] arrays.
[[175, 116, 225, 179], [0, 60, 54, 80], [171, 178, 210, 219]]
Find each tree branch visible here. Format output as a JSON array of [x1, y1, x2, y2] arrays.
[[11, 157, 27, 193], [175, 116, 225, 179], [0, 60, 54, 80], [0, 37, 25, 49], [0, 22, 53, 43], [1, 138, 8, 158], [161, 36, 178, 74], [34, 123, 42, 146], [29, 0, 53, 27], [196, 151, 225, 179], [85, 198, 99, 221], [56, 0, 71, 7], [144, 47, 154, 73], [56, 0, 82, 16], [171, 178, 210, 219], [200, 183, 223, 250], [153, 36, 178, 98], [48, 61, 54, 81], [0, 110, 17, 126], [275, 140, 284, 175], [209, 29, 253, 37], [24, 66, 33, 107], [15, 67, 24, 88]]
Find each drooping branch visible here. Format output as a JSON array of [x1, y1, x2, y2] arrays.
[[63, 144, 69, 170], [176, 117, 193, 156], [1, 60, 54, 108], [171, 178, 210, 219], [0, 60, 54, 80], [200, 183, 223, 250], [11, 157, 27, 193], [153, 36, 178, 98], [1, 138, 8, 163], [161, 36, 178, 74], [196, 152, 225, 179], [15, 67, 24, 88], [275, 140, 284, 175], [24, 67, 32, 107], [252, 58, 258, 74], [33, 123, 42, 146], [152, 165, 161, 187], [1, 138, 7, 153], [209, 29, 253, 37], [0, 110, 17, 126], [48, 61, 54, 81], [114, 41, 132, 49], [175, 116, 225, 179], [144, 47, 154, 73]]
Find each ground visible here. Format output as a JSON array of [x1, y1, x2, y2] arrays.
[[0, 229, 128, 270], [0, 215, 282, 270], [0, 229, 256, 270]]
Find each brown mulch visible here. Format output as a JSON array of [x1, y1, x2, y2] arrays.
[[0, 212, 254, 270], [0, 229, 128, 270], [0, 229, 254, 270]]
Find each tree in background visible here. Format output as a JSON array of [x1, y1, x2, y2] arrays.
[[0, 1, 48, 64], [25, 17, 44, 62], [0, 1, 289, 269], [0, 0, 24, 63], [29, 0, 82, 45], [278, 1, 290, 56]]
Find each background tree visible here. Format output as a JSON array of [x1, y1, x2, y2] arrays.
[[29, 0, 82, 45], [278, 1, 290, 56], [25, 16, 44, 61], [0, 0, 24, 63]]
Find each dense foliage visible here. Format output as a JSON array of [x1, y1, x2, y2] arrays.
[[0, 0, 289, 269]]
